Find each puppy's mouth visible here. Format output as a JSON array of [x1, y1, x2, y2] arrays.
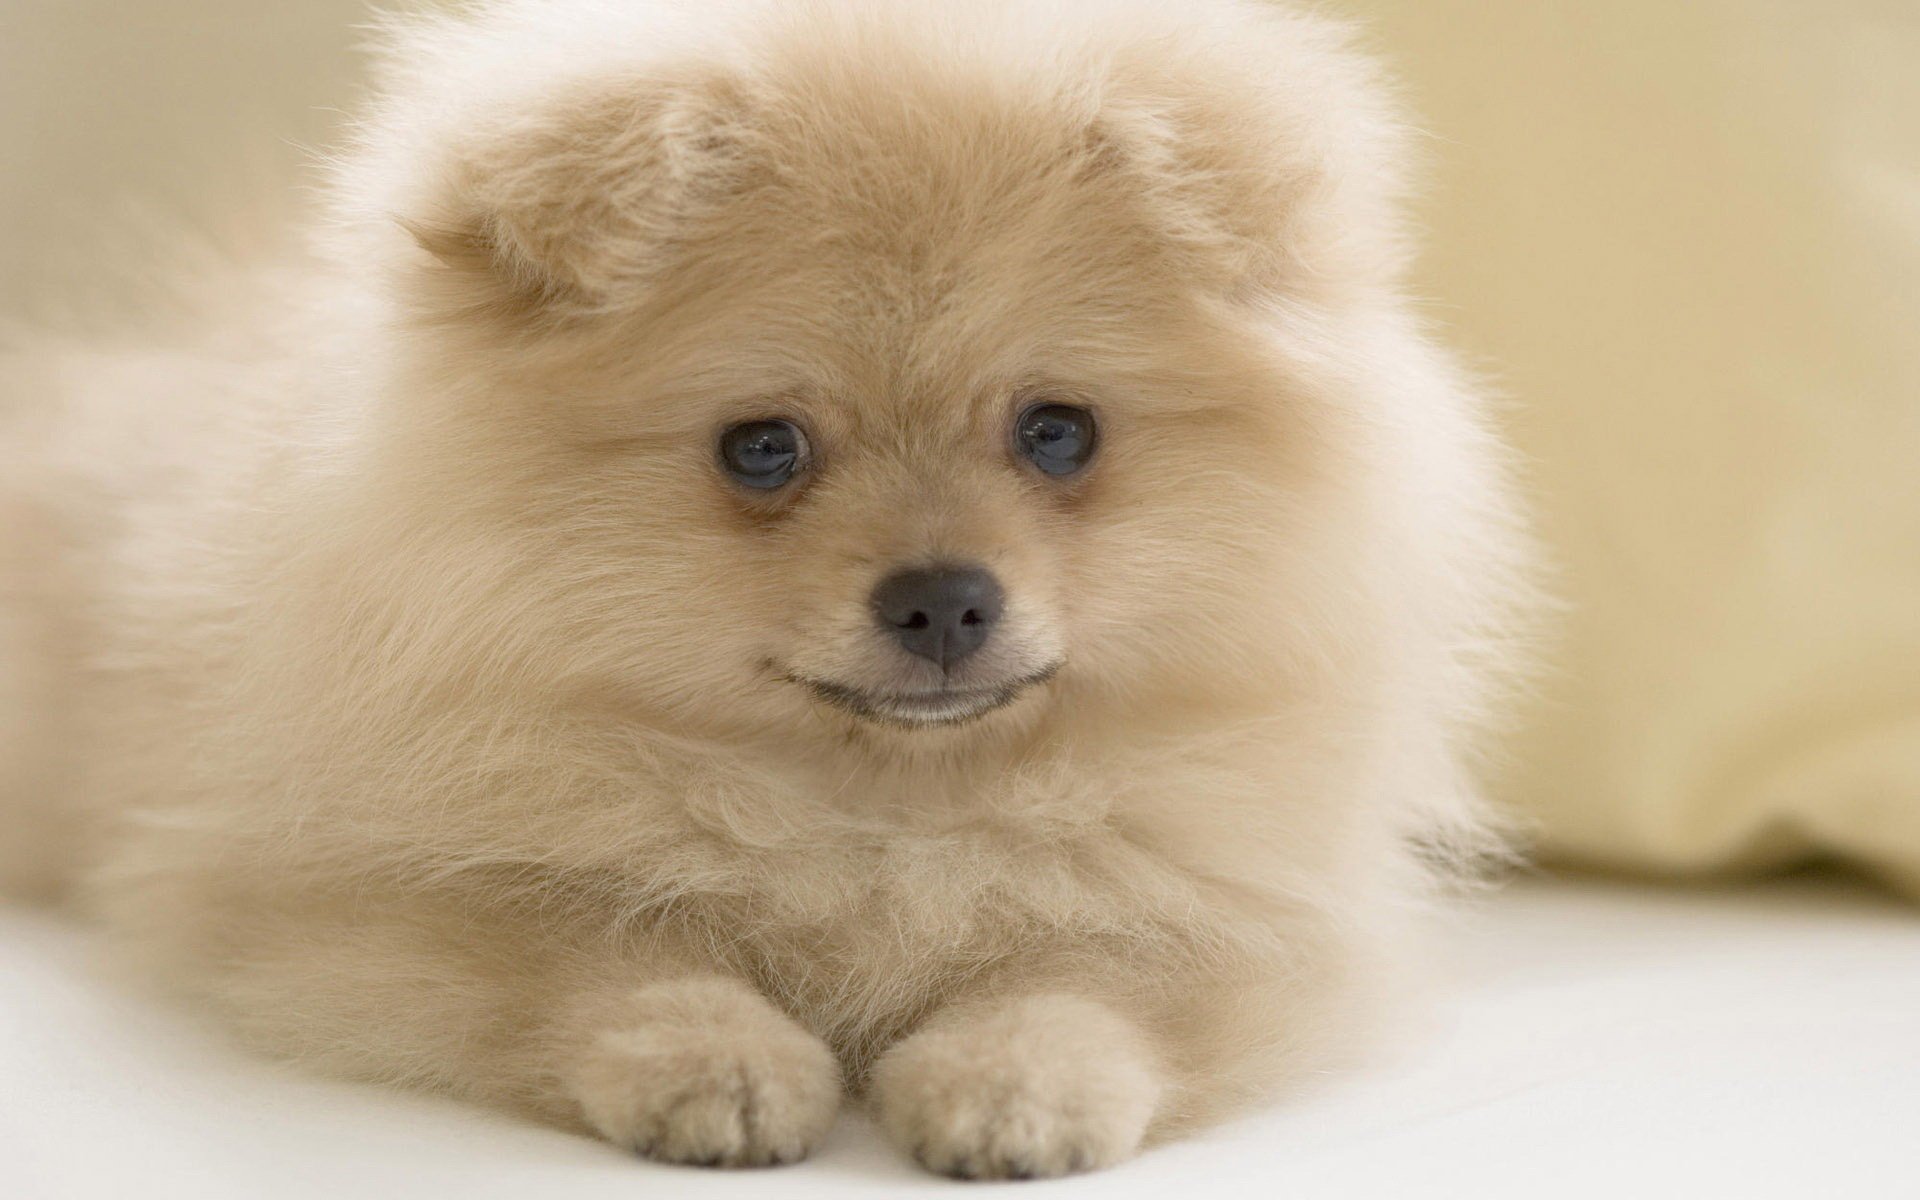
[[785, 664, 1061, 729]]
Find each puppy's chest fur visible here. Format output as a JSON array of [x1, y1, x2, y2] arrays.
[[628, 805, 1238, 1057]]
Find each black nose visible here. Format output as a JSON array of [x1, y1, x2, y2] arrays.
[[871, 565, 1005, 670]]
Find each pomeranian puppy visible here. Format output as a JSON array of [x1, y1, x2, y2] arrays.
[[0, 0, 1533, 1179]]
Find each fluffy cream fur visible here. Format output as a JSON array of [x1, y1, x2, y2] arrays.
[[0, 0, 1535, 1179]]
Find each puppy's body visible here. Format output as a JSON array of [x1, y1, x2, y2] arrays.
[[0, 0, 1532, 1177]]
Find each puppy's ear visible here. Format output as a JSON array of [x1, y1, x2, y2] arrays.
[[1086, 38, 1409, 297], [401, 71, 757, 319]]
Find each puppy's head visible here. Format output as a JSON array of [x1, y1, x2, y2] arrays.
[[340, 0, 1424, 746]]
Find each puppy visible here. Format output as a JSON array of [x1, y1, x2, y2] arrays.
[[0, 0, 1534, 1179]]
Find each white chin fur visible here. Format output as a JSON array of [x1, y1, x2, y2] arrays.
[[867, 692, 1007, 726]]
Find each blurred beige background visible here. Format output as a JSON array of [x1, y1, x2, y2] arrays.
[[1353, 0, 1920, 896], [0, 0, 366, 303], [4, 0, 1917, 895]]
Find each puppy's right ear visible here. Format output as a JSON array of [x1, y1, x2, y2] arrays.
[[398, 71, 756, 320]]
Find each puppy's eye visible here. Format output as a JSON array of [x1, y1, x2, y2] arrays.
[[719, 419, 809, 489], [1015, 403, 1097, 477]]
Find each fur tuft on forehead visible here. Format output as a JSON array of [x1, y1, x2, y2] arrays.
[[332, 0, 1415, 322]]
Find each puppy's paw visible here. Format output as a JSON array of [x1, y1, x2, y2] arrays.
[[872, 993, 1162, 1180], [565, 977, 840, 1168]]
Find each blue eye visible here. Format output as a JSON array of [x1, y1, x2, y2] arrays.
[[719, 419, 809, 489], [1015, 403, 1097, 477]]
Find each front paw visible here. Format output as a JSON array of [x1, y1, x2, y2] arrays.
[[565, 977, 841, 1168], [872, 993, 1162, 1180]]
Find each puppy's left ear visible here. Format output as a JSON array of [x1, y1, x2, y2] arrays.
[[399, 70, 758, 320], [1088, 21, 1413, 299]]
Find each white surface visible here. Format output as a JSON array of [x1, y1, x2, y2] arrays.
[[3, 877, 1915, 1199]]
